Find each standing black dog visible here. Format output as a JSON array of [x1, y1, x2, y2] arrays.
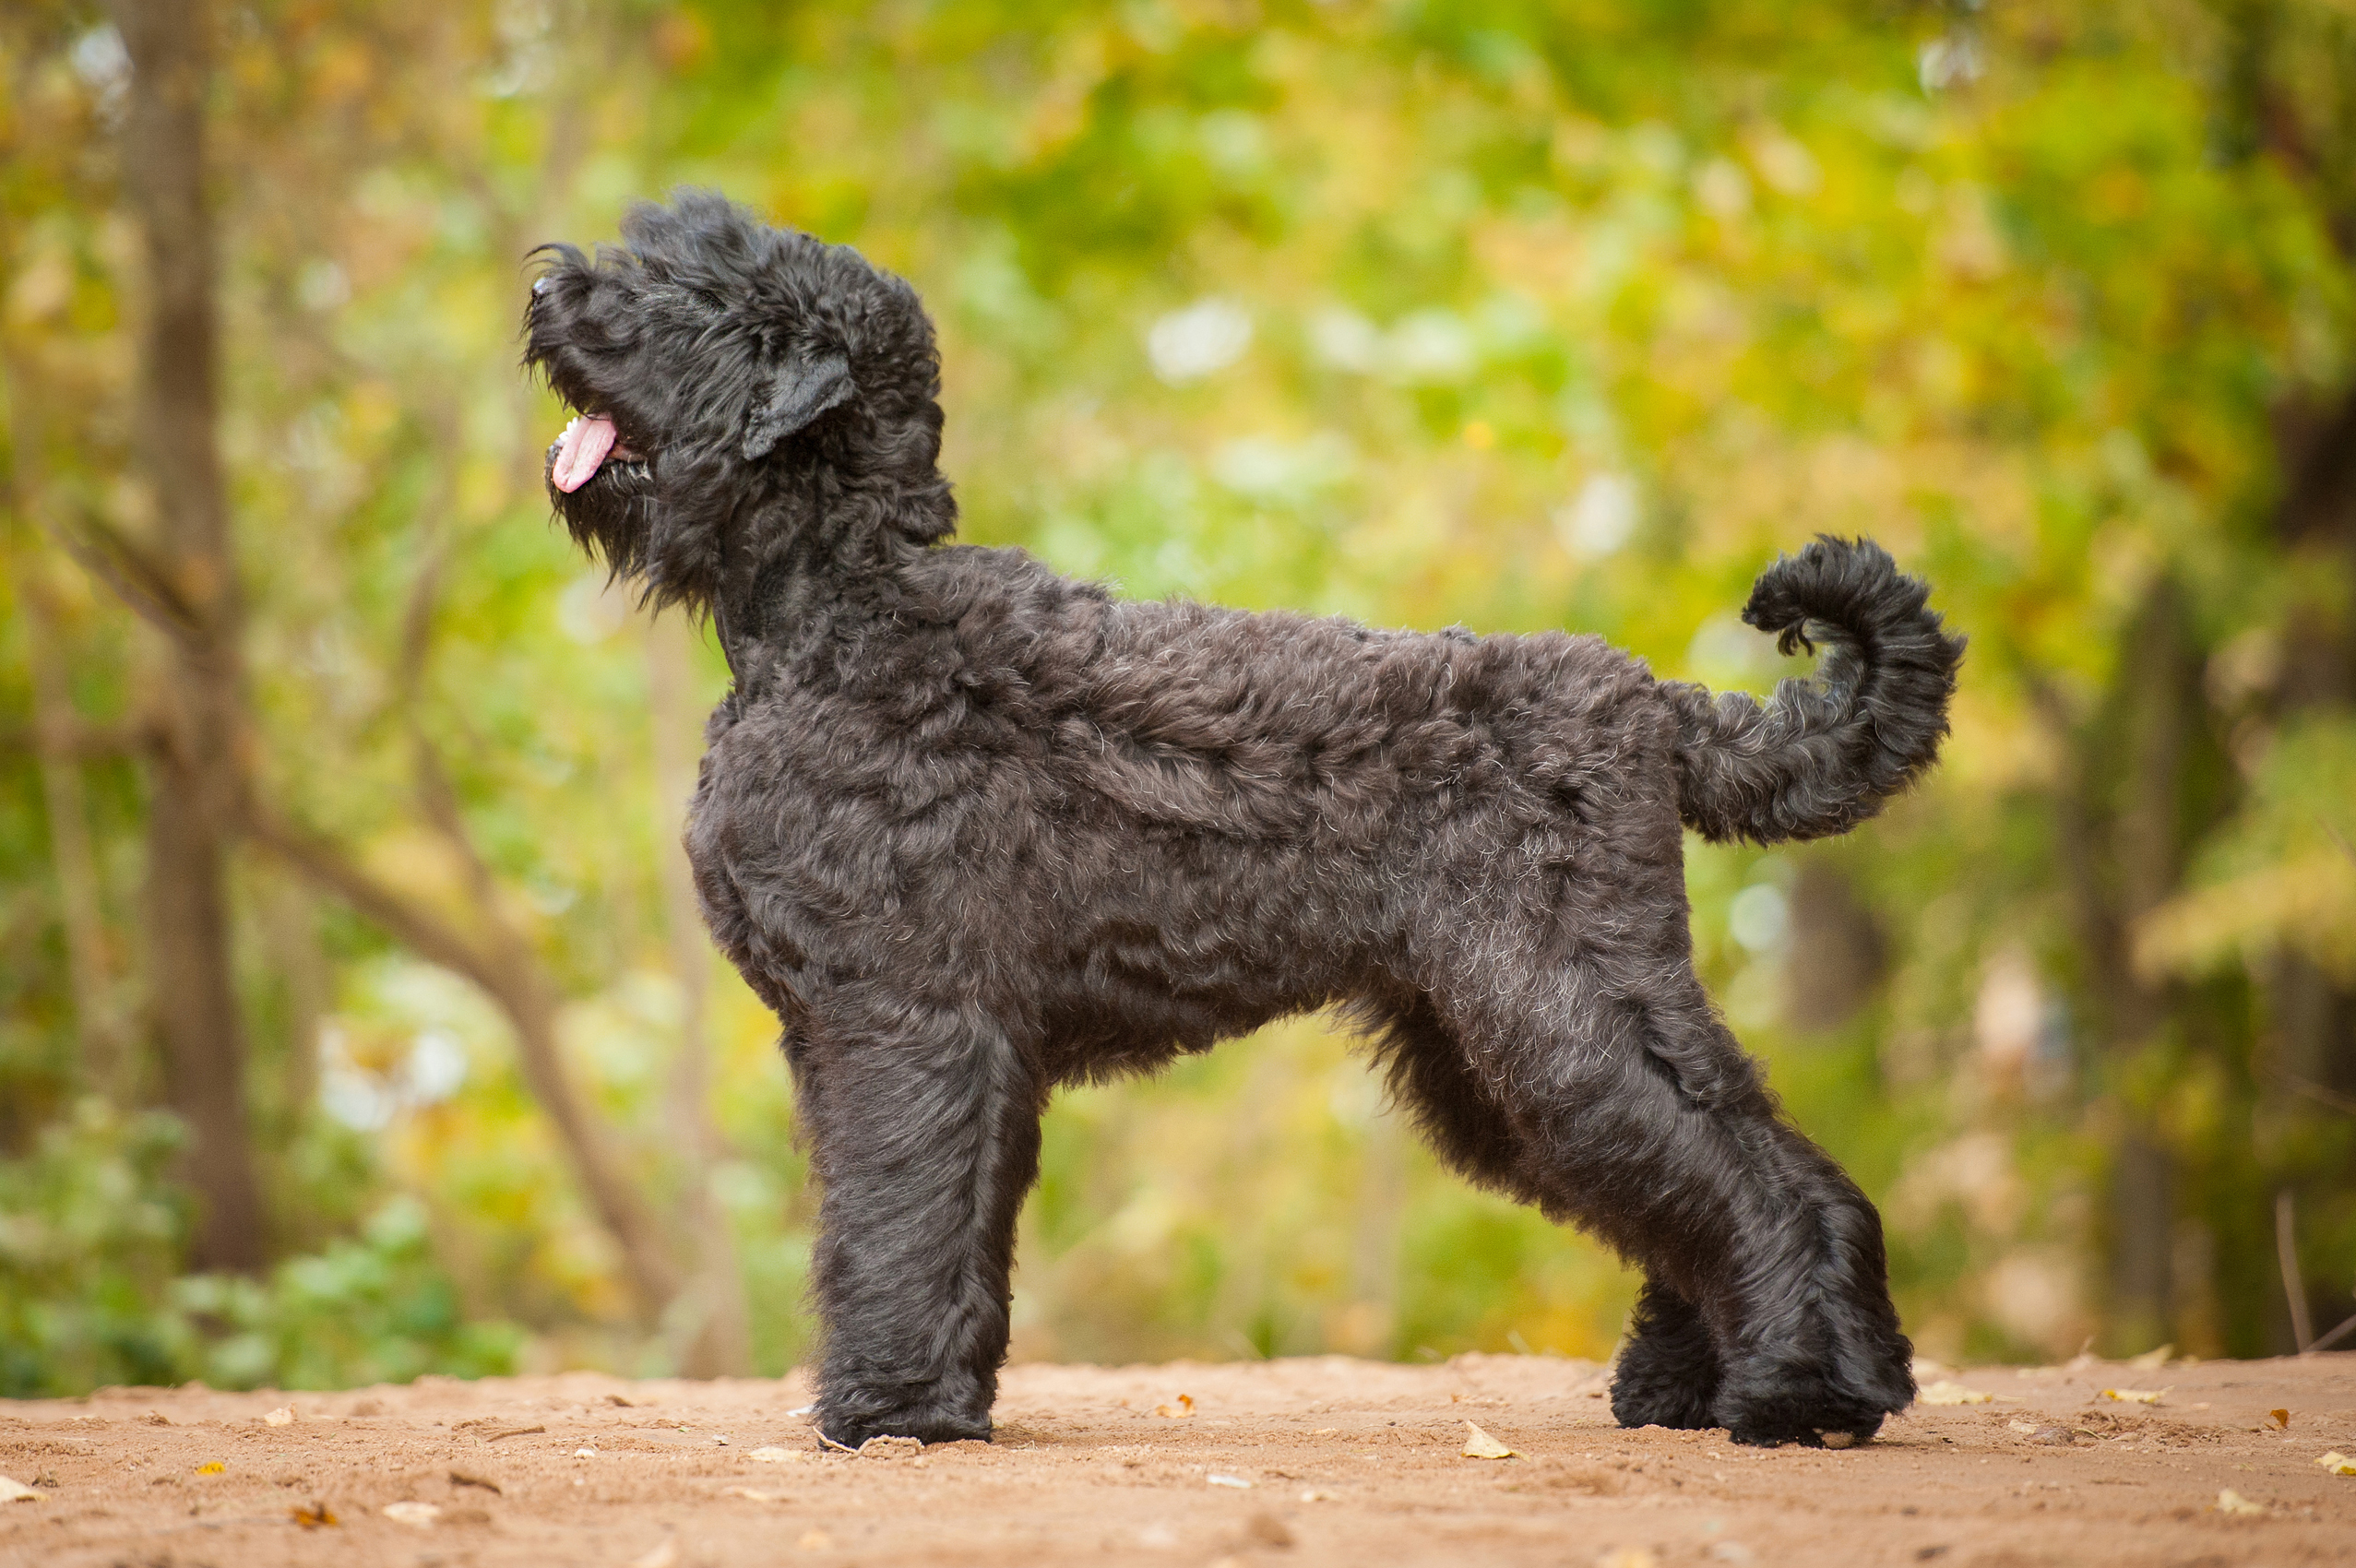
[[525, 192, 1961, 1451]]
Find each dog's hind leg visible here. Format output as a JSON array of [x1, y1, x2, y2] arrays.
[[791, 1001, 1043, 1447], [1368, 992, 1721, 1431], [1560, 999, 1912, 1447], [1400, 976, 1911, 1446], [1607, 1277, 1720, 1430]]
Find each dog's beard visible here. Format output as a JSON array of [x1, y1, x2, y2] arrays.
[[547, 445, 660, 582]]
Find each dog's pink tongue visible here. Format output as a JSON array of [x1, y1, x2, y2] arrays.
[[552, 414, 618, 493]]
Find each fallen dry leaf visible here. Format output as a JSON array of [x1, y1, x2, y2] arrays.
[[1916, 1381, 1993, 1406], [447, 1468, 502, 1494], [2269, 1408, 2291, 1430], [382, 1501, 440, 1528], [748, 1445, 801, 1464], [1244, 1512, 1293, 1548], [1154, 1394, 1196, 1419], [2214, 1488, 2267, 1516], [2315, 1451, 2356, 1476], [2126, 1343, 2173, 1371], [2006, 1420, 2040, 1434], [630, 1539, 680, 1568], [263, 1407, 294, 1427], [290, 1502, 339, 1529], [2100, 1388, 2168, 1405], [0, 1476, 40, 1503], [194, 1462, 223, 1476], [796, 1528, 833, 1550], [1460, 1420, 1517, 1459], [1207, 1472, 1254, 1489]]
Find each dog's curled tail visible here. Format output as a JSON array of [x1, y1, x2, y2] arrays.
[[1666, 536, 1964, 845]]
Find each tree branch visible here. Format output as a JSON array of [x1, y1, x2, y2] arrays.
[[242, 796, 684, 1314]]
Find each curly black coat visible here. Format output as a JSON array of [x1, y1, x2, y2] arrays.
[[523, 192, 1964, 1450]]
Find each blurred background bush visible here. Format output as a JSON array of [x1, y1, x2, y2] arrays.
[[3, 0, 2353, 1396]]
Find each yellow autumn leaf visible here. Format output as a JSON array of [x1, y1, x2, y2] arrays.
[[2214, 1488, 2267, 1516], [2315, 1452, 2356, 1476], [1916, 1380, 1993, 1406], [0, 1476, 40, 1503], [2100, 1388, 2167, 1405], [1460, 1420, 1517, 1459], [1153, 1394, 1196, 1419]]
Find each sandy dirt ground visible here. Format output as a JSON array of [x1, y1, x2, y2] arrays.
[[4, 1353, 2353, 1568]]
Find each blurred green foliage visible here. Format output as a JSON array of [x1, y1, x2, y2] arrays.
[[3, 0, 2354, 1395]]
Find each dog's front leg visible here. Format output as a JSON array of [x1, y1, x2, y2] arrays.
[[794, 1003, 1042, 1447]]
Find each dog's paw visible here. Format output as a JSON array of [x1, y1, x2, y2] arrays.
[[815, 1399, 993, 1449], [1608, 1360, 1720, 1431], [1610, 1384, 1720, 1431], [1711, 1362, 1905, 1448], [1609, 1280, 1721, 1430]]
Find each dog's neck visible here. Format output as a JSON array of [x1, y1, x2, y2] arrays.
[[705, 462, 955, 681]]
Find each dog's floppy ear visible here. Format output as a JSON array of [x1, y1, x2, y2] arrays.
[[743, 348, 854, 460]]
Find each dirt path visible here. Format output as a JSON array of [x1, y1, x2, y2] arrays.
[[5, 1353, 2353, 1567]]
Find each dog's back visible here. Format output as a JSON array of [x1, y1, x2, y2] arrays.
[[690, 539, 1691, 1067]]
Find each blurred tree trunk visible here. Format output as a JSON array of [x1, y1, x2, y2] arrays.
[[21, 576, 127, 1096], [648, 613, 752, 1376], [2271, 386, 2356, 1113], [106, 0, 266, 1275], [2264, 382, 2356, 1347], [1, 324, 130, 1094], [1782, 861, 1886, 1034], [2111, 581, 2197, 1351], [1345, 1108, 1406, 1355], [2047, 576, 2202, 1354]]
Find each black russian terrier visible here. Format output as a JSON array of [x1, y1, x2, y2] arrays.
[[523, 192, 1962, 1451]]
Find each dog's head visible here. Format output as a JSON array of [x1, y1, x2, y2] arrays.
[[523, 191, 952, 613]]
